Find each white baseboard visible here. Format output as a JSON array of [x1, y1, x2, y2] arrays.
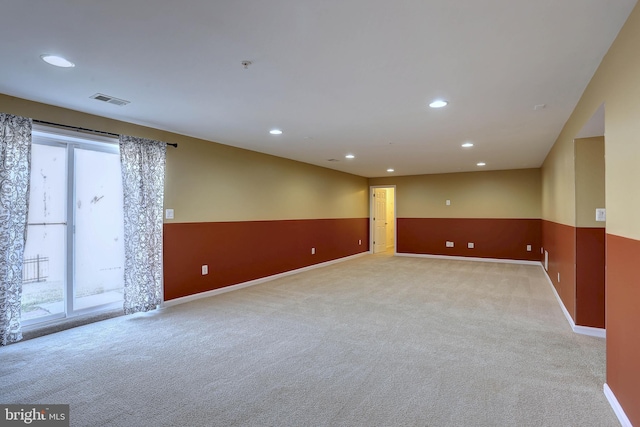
[[542, 268, 578, 330], [573, 324, 607, 338], [162, 252, 369, 308], [540, 266, 606, 339], [395, 252, 542, 266], [604, 383, 633, 427]]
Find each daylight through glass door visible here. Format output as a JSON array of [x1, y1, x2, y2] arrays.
[[21, 129, 125, 325]]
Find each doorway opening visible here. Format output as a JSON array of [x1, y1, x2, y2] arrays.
[[573, 102, 606, 331], [370, 186, 396, 254]]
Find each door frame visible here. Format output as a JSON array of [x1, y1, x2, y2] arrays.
[[369, 185, 397, 255]]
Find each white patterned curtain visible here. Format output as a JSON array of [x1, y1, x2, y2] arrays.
[[119, 135, 166, 314], [0, 113, 32, 345]]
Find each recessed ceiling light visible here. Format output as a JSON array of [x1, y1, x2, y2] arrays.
[[462, 142, 474, 148], [345, 154, 355, 159], [387, 168, 395, 173], [429, 100, 448, 108], [477, 162, 486, 167], [269, 129, 283, 135], [40, 54, 75, 68]]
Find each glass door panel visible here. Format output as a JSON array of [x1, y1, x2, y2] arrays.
[[22, 143, 67, 322], [73, 148, 125, 312]]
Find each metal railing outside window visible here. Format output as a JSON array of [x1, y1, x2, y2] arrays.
[[22, 255, 49, 284]]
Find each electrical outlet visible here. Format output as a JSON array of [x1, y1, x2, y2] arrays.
[[467, 242, 474, 249], [202, 265, 208, 275], [446, 241, 454, 248], [527, 244, 532, 252], [359, 239, 362, 245], [311, 247, 316, 255], [557, 272, 560, 282]]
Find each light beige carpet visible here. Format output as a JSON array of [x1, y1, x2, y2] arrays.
[[0, 254, 617, 426]]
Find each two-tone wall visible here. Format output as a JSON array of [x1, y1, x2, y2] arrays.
[[575, 137, 606, 329], [541, 1, 640, 423], [542, 136, 607, 330], [162, 138, 369, 300], [0, 94, 370, 302], [370, 169, 542, 261]]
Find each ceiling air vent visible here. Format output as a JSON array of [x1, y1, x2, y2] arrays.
[[90, 93, 130, 106], [327, 159, 340, 162]]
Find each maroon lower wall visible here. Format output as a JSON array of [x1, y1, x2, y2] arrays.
[[541, 221, 606, 328], [541, 220, 576, 320], [397, 218, 541, 261], [575, 228, 605, 328], [163, 218, 369, 300], [606, 233, 640, 426]]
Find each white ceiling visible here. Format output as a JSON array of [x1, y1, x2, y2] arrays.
[[0, 0, 636, 177]]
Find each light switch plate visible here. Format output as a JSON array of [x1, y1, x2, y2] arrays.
[[165, 209, 174, 220], [595, 208, 606, 222]]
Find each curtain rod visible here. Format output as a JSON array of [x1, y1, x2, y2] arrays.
[[32, 119, 178, 148]]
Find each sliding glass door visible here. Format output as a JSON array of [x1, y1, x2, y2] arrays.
[[22, 143, 67, 321], [73, 147, 125, 311], [22, 129, 125, 325]]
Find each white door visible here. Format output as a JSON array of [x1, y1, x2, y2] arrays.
[[374, 188, 387, 253]]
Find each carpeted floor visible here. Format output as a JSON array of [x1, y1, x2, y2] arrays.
[[0, 254, 617, 426]]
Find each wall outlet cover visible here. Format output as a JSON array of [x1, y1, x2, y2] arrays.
[[544, 251, 549, 271]]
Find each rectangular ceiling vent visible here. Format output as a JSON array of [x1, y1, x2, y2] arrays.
[[90, 93, 130, 106]]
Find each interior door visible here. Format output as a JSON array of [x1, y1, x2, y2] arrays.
[[374, 188, 387, 253]]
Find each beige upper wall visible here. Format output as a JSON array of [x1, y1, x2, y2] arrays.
[[370, 168, 541, 219], [542, 1, 640, 239], [166, 135, 368, 222], [0, 94, 369, 222], [541, 128, 576, 226], [575, 137, 605, 228]]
